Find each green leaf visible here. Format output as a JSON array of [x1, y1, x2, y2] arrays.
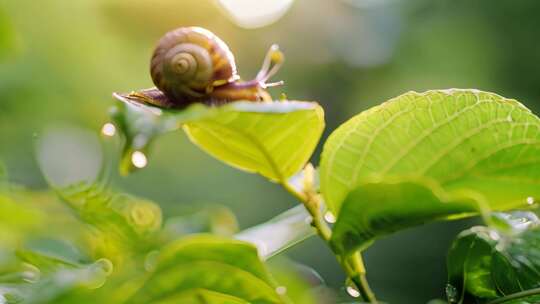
[[330, 178, 481, 253], [492, 226, 540, 295], [445, 213, 540, 303], [112, 94, 325, 182], [128, 235, 287, 304], [57, 182, 162, 252], [16, 238, 86, 273], [446, 227, 499, 303], [266, 258, 323, 304], [6, 259, 113, 304], [182, 101, 324, 182], [320, 89, 540, 252], [162, 205, 239, 238], [1, 239, 113, 304], [236, 205, 315, 259], [109, 101, 179, 176]]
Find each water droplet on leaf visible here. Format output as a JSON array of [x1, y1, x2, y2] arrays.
[[131, 151, 148, 168], [445, 284, 458, 303], [101, 123, 116, 137], [346, 285, 360, 298], [21, 264, 40, 283], [275, 286, 287, 295], [324, 211, 336, 224], [94, 258, 114, 276]]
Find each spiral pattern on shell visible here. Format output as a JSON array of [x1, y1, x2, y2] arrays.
[[150, 27, 238, 104]]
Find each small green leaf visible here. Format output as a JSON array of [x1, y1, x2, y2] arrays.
[[128, 235, 287, 304], [446, 213, 540, 303], [492, 226, 540, 295], [112, 95, 325, 182], [446, 227, 499, 303], [236, 205, 315, 259], [57, 182, 162, 251], [16, 238, 87, 273], [321, 89, 540, 252], [10, 259, 113, 304], [109, 101, 179, 175]]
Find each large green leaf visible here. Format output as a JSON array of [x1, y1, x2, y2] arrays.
[[112, 94, 325, 182], [320, 89, 540, 252], [127, 235, 287, 304]]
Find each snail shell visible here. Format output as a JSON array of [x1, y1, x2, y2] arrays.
[[150, 27, 239, 105]]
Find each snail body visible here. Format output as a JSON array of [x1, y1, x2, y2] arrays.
[[130, 26, 284, 108]]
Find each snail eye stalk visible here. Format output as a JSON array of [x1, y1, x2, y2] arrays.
[[256, 44, 285, 87]]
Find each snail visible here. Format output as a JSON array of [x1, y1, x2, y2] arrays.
[[115, 27, 284, 108]]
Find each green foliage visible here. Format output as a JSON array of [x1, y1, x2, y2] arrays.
[[4, 87, 540, 304], [182, 101, 324, 182], [330, 179, 480, 253], [58, 182, 163, 252], [112, 95, 325, 182], [320, 89, 540, 252], [0, 178, 315, 304], [128, 235, 287, 304], [110, 102, 178, 176], [446, 212, 540, 303]]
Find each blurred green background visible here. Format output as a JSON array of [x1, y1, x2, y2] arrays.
[[1, 0, 539, 303]]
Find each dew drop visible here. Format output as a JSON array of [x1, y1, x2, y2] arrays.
[[101, 123, 116, 137], [275, 286, 287, 295], [346, 286, 360, 298], [445, 284, 458, 303], [21, 264, 40, 283], [144, 251, 160, 272], [131, 151, 148, 168], [324, 211, 336, 224], [527, 197, 535, 205], [94, 258, 114, 276]]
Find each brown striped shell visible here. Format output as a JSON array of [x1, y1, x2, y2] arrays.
[[150, 27, 238, 105]]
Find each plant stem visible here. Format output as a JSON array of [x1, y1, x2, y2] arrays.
[[347, 252, 378, 303], [281, 180, 378, 303], [487, 287, 540, 304]]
